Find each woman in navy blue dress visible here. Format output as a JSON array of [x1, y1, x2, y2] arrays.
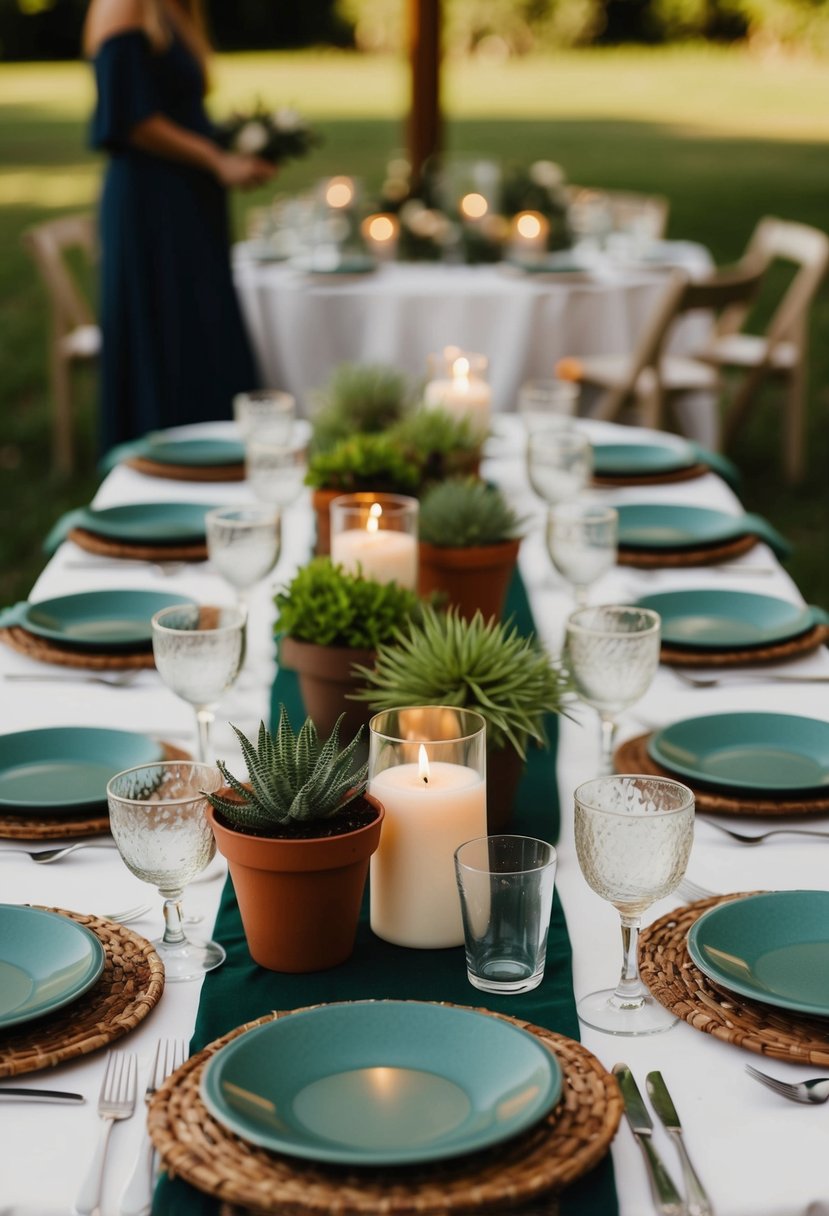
[[84, 0, 276, 452]]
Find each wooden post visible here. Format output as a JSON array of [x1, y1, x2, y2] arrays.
[[407, 0, 442, 185]]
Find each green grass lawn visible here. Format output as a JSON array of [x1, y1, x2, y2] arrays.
[[1, 47, 828, 604]]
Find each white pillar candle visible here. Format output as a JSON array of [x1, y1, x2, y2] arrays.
[[369, 747, 487, 948], [423, 355, 492, 432], [331, 527, 418, 588]]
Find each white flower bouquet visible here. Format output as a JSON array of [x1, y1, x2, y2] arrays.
[[217, 103, 320, 166]]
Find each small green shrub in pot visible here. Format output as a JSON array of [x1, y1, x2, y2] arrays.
[[392, 407, 483, 483], [306, 432, 422, 495], [419, 478, 524, 548], [309, 363, 415, 455]]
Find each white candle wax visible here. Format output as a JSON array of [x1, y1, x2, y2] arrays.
[[423, 377, 491, 431], [369, 760, 487, 948], [330, 528, 418, 589]]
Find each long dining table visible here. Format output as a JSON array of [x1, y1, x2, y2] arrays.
[[1, 414, 828, 1216]]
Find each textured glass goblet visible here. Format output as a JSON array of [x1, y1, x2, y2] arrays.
[[574, 775, 694, 1034], [245, 436, 308, 508], [151, 604, 246, 762], [107, 761, 226, 981], [205, 505, 282, 610], [233, 389, 295, 443], [546, 503, 618, 607], [565, 605, 661, 775], [527, 430, 592, 507]]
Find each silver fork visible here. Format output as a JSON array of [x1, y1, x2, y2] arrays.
[[704, 820, 829, 846], [677, 876, 718, 903], [745, 1064, 829, 1105], [0, 842, 117, 864], [74, 1050, 138, 1216], [119, 1039, 187, 1216], [4, 670, 146, 688], [671, 668, 829, 689]]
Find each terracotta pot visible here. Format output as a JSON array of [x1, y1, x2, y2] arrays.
[[418, 538, 521, 622], [280, 635, 375, 740], [207, 794, 384, 972], [311, 488, 341, 556], [486, 745, 525, 833]]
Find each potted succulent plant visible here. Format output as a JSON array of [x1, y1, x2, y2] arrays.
[[206, 710, 383, 972], [309, 362, 415, 455], [392, 407, 484, 483], [418, 478, 524, 621], [275, 557, 422, 738], [354, 606, 569, 832]]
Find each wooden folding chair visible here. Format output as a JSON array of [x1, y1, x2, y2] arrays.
[[694, 216, 829, 484], [22, 213, 101, 475]]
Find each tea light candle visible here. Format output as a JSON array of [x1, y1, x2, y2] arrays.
[[510, 210, 549, 255], [370, 745, 487, 948], [331, 502, 418, 589], [424, 354, 492, 432], [459, 192, 488, 223], [325, 176, 355, 209], [361, 213, 399, 261]]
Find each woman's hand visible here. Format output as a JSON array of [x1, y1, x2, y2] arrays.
[[215, 152, 277, 191]]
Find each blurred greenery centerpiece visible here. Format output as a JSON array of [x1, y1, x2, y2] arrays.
[[309, 362, 415, 455], [393, 407, 483, 483], [216, 103, 320, 166], [206, 710, 383, 972], [355, 606, 569, 830], [275, 557, 422, 737], [418, 478, 525, 621]]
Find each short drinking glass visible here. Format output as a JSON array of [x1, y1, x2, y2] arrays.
[[151, 604, 246, 762], [107, 761, 226, 981], [205, 505, 282, 609], [565, 605, 660, 775], [546, 502, 618, 607], [455, 835, 557, 994], [527, 429, 593, 507], [574, 775, 694, 1034]]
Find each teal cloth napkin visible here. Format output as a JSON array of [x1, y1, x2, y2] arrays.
[[688, 442, 741, 489], [152, 569, 619, 1216], [42, 507, 95, 555], [739, 513, 793, 560]]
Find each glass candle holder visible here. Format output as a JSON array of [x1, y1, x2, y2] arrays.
[[368, 707, 487, 949], [330, 493, 419, 589], [360, 213, 399, 261], [423, 347, 491, 434]]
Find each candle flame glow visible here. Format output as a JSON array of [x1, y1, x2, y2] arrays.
[[516, 212, 543, 239], [460, 192, 488, 220], [418, 744, 430, 785], [366, 501, 383, 534], [367, 215, 395, 242], [326, 177, 354, 209], [451, 357, 470, 381]]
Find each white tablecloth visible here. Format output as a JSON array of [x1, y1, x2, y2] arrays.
[[2, 416, 828, 1216], [233, 245, 712, 417]]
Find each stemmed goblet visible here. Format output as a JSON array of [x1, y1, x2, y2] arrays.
[[546, 502, 618, 607], [564, 605, 660, 775], [526, 429, 593, 508], [233, 390, 295, 444], [151, 603, 246, 762], [205, 505, 282, 611], [574, 774, 694, 1034], [245, 435, 309, 509], [107, 761, 226, 981]]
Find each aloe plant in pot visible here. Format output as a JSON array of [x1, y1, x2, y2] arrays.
[[418, 478, 525, 621], [206, 710, 383, 972], [274, 557, 422, 738], [354, 606, 570, 832]]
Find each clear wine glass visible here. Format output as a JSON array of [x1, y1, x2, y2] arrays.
[[107, 761, 226, 981], [574, 774, 694, 1034], [245, 435, 309, 508], [233, 390, 295, 443], [546, 503, 618, 607], [526, 429, 593, 508], [151, 604, 246, 762], [205, 505, 282, 611], [565, 605, 660, 775], [518, 379, 578, 435]]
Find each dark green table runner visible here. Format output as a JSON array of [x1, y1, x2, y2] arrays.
[[155, 571, 618, 1215]]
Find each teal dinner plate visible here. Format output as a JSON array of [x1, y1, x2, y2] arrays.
[[593, 442, 696, 477], [0, 905, 105, 1029], [635, 589, 817, 649], [81, 502, 216, 544], [617, 503, 748, 549], [201, 1001, 562, 1166], [0, 726, 163, 811], [650, 712, 829, 793], [10, 589, 196, 652], [688, 891, 829, 1016], [143, 438, 245, 467]]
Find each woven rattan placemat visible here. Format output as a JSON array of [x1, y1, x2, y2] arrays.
[[126, 457, 245, 483], [614, 732, 829, 818], [0, 626, 156, 670], [0, 907, 164, 1078], [149, 1003, 622, 1215], [640, 893, 829, 1064], [593, 462, 708, 488], [661, 623, 829, 668], [617, 532, 757, 568], [68, 527, 208, 562], [0, 741, 190, 840]]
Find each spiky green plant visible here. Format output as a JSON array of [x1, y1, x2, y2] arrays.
[[207, 710, 368, 835], [353, 606, 570, 757], [310, 363, 414, 454], [419, 478, 525, 547], [274, 557, 422, 649]]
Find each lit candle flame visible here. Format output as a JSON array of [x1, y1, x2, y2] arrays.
[[366, 501, 382, 534], [460, 192, 488, 220], [516, 212, 542, 240], [325, 176, 354, 209], [418, 744, 430, 785], [367, 215, 395, 242]]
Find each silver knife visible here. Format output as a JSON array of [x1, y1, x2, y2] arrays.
[[647, 1071, 713, 1216], [613, 1064, 685, 1216], [0, 1087, 84, 1104]]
